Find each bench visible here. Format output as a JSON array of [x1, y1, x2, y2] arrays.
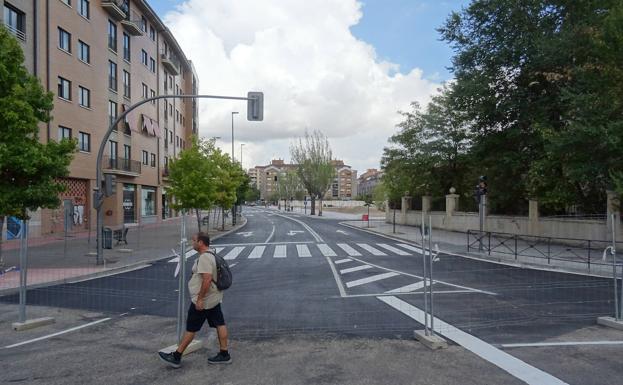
[[113, 227, 129, 245]]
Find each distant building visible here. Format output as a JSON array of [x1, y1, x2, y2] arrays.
[[249, 159, 357, 200], [357, 168, 383, 197]]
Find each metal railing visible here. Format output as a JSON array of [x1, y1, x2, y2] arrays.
[[467, 229, 622, 269], [2, 23, 26, 42], [103, 156, 141, 174]]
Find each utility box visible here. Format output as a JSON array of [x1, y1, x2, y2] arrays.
[[102, 227, 113, 249]]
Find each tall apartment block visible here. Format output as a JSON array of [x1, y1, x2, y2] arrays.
[[2, 0, 198, 237]]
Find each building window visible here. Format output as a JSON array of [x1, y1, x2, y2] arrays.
[[124, 144, 131, 160], [108, 20, 117, 51], [3, 4, 25, 40], [58, 77, 71, 100], [150, 153, 156, 167], [141, 16, 147, 32], [150, 89, 156, 104], [58, 27, 71, 52], [58, 126, 72, 140], [109, 140, 117, 160], [149, 57, 156, 73], [78, 0, 90, 19], [78, 86, 90, 108], [123, 70, 131, 98], [78, 131, 90, 152], [141, 49, 148, 65], [141, 186, 156, 216], [168, 75, 173, 88], [169, 103, 173, 116], [108, 60, 117, 91], [149, 25, 156, 41], [78, 40, 90, 63], [142, 83, 148, 99], [169, 130, 173, 143], [123, 33, 130, 61], [108, 100, 117, 127], [60, 0, 71, 5], [142, 150, 148, 165]]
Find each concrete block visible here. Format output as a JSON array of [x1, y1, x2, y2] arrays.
[[12, 317, 56, 331], [597, 316, 623, 331], [159, 339, 202, 356], [414, 330, 448, 350]]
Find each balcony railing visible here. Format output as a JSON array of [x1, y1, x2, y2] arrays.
[[160, 52, 180, 75], [2, 23, 26, 42], [103, 156, 141, 175], [101, 1, 127, 21], [121, 9, 143, 36]]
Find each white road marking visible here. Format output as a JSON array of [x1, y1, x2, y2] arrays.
[[337, 243, 362, 256], [334, 258, 352, 265], [501, 341, 623, 348], [317, 244, 337, 257], [378, 296, 568, 385], [236, 231, 254, 237], [376, 243, 410, 255], [274, 245, 287, 258], [287, 230, 304, 236], [4, 318, 112, 349], [396, 243, 423, 254], [385, 280, 432, 294], [168, 249, 197, 263], [340, 265, 372, 274], [213, 247, 224, 254], [248, 246, 266, 259], [273, 213, 324, 242], [264, 224, 275, 243], [297, 244, 312, 257], [224, 246, 245, 260], [346, 272, 399, 288], [325, 256, 347, 297], [356, 243, 387, 256]]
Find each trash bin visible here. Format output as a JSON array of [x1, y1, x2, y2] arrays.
[[102, 227, 113, 249]]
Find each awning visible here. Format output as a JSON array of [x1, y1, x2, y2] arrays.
[[150, 119, 161, 137], [124, 107, 140, 133], [141, 114, 153, 134]]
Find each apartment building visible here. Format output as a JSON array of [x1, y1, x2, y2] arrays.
[[250, 159, 357, 201], [357, 168, 383, 197], [2, 0, 198, 236]]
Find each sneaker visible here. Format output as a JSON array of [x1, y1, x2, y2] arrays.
[[208, 351, 232, 365], [158, 351, 181, 368]]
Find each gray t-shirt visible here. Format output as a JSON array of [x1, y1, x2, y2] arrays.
[[188, 252, 223, 309]]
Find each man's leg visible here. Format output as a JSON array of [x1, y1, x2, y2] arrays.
[[216, 325, 228, 350], [176, 331, 196, 354]]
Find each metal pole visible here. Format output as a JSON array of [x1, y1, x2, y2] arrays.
[[18, 220, 28, 323], [94, 95, 254, 266], [176, 212, 187, 343], [231, 111, 238, 163], [421, 211, 429, 335], [478, 195, 485, 251], [393, 207, 396, 234], [428, 215, 435, 335]]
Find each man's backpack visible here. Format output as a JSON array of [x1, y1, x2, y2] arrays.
[[209, 251, 232, 291]]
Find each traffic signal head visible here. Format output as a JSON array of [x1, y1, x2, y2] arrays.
[[247, 91, 264, 121]]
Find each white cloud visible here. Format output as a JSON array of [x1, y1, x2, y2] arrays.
[[165, 0, 440, 174]]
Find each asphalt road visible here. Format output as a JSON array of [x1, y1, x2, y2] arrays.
[[2, 207, 622, 385]]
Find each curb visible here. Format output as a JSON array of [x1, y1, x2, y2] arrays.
[[0, 217, 248, 297]]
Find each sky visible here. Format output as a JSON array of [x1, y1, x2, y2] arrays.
[[147, 0, 470, 174]]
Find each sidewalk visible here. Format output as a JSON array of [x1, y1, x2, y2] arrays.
[[340, 219, 620, 278], [0, 214, 246, 294]]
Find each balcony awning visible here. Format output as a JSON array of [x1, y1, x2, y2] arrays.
[[141, 114, 161, 137], [124, 106, 140, 132]]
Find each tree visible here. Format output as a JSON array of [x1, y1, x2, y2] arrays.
[[166, 137, 217, 230], [210, 150, 243, 230], [290, 130, 335, 215], [0, 27, 75, 260], [244, 186, 261, 203], [438, 0, 623, 214], [277, 170, 302, 210]]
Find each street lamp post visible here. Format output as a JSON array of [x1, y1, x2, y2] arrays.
[[231, 111, 239, 163], [240, 143, 245, 169]]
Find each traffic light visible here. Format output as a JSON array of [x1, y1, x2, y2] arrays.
[[247, 91, 264, 121], [104, 174, 117, 197]]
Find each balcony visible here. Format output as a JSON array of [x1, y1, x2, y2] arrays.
[[103, 156, 141, 177], [101, 1, 128, 22], [121, 9, 143, 36], [160, 53, 179, 75]]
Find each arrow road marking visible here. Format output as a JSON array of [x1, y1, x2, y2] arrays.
[[287, 230, 304, 236], [336, 230, 349, 235], [236, 231, 254, 237]]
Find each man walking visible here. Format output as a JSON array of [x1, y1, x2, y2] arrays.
[[158, 232, 231, 368]]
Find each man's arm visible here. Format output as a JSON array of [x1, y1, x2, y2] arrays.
[[195, 272, 213, 311]]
